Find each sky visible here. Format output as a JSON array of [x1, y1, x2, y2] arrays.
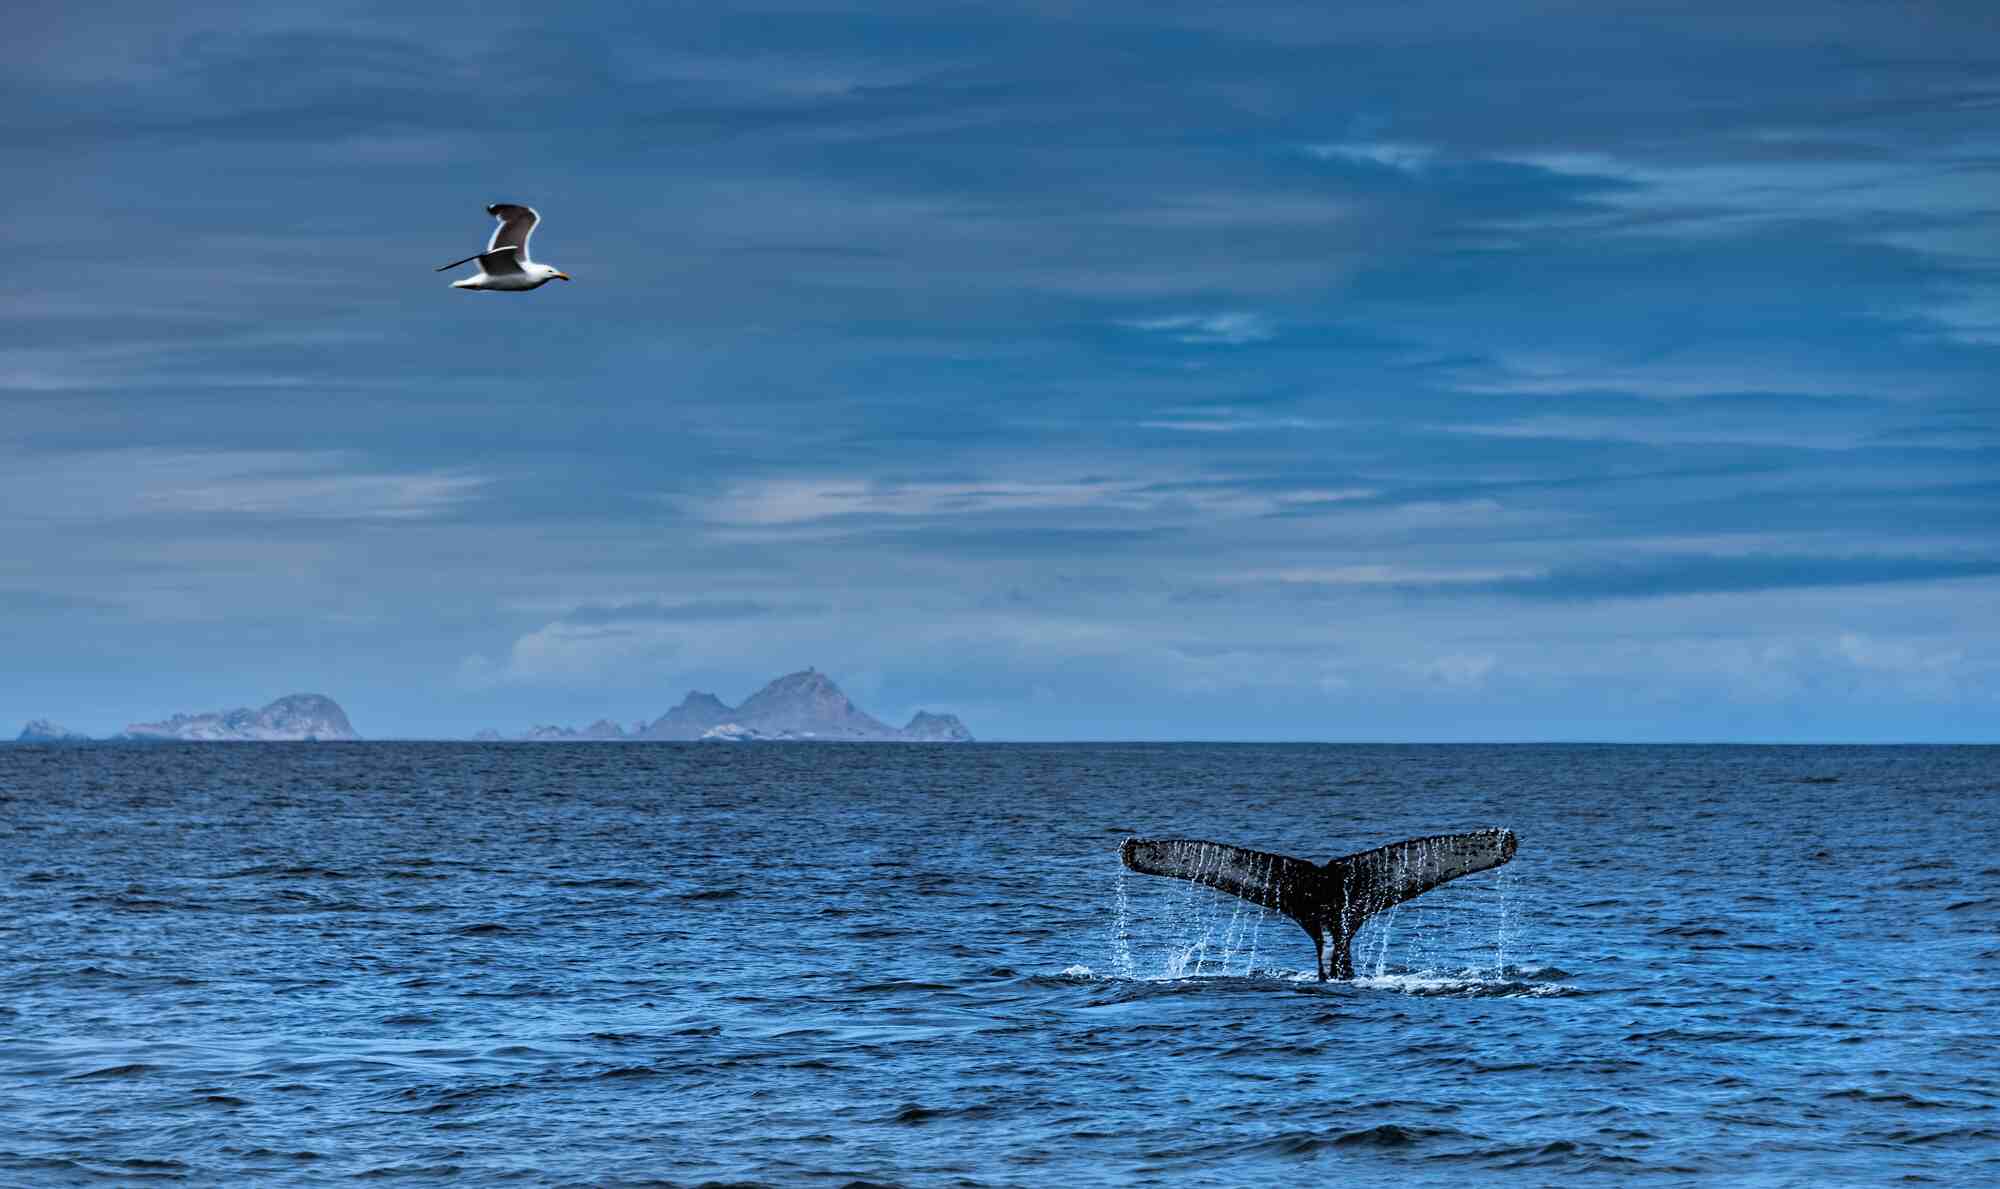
[[5, 0, 1997, 741]]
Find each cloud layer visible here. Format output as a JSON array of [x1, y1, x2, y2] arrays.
[[3, 1, 1996, 739]]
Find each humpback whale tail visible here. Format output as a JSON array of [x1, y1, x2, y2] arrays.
[[1120, 829, 1517, 980]]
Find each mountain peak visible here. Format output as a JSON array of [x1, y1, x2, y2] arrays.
[[488, 669, 973, 743], [734, 669, 892, 738], [639, 689, 739, 740], [761, 668, 835, 692]]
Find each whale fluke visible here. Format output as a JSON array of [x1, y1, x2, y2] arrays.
[[1121, 829, 1517, 980]]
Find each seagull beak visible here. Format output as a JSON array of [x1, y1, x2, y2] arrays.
[[555, 272, 572, 282]]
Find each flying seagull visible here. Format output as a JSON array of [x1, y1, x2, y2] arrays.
[[435, 203, 572, 291]]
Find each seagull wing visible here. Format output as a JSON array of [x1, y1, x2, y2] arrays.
[[486, 203, 540, 255], [434, 245, 525, 273], [476, 245, 525, 276]]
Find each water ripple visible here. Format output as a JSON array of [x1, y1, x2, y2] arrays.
[[1, 741, 1995, 1185]]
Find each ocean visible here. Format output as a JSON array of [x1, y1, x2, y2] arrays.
[[1, 743, 1995, 1185]]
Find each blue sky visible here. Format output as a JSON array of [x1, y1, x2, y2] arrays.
[[5, 1, 1996, 740]]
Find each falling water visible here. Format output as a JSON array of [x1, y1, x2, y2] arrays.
[[1128, 840, 1276, 980], [1243, 855, 1270, 974], [1367, 903, 1399, 977], [1110, 858, 1136, 980], [1403, 838, 1435, 974], [1493, 856, 1518, 977], [1213, 891, 1248, 976]]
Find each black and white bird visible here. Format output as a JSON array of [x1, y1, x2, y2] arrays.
[[435, 203, 572, 291]]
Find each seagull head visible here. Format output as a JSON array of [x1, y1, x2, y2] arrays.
[[533, 264, 572, 284]]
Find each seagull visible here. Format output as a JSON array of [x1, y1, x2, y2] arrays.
[[435, 203, 572, 291]]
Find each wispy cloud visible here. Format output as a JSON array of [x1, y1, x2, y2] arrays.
[[1496, 146, 2000, 237], [1234, 565, 1529, 586], [1306, 141, 1437, 172], [694, 478, 1139, 526], [689, 473, 1358, 530], [1121, 312, 1276, 345], [0, 449, 486, 524], [1138, 415, 1336, 434], [1413, 652, 1497, 688], [559, 598, 802, 626], [1438, 414, 1874, 451], [1444, 353, 1913, 401], [1467, 554, 2000, 601]]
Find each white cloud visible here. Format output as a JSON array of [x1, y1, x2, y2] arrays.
[[1122, 312, 1276, 345], [1491, 145, 2000, 239], [1416, 652, 1497, 688], [1235, 564, 1523, 586], [1439, 415, 1873, 451], [151, 470, 485, 520], [1306, 141, 1437, 172], [454, 652, 503, 692], [471, 603, 824, 688], [1138, 415, 1336, 433], [1446, 350, 1942, 401], [703, 477, 1138, 525], [490, 622, 677, 686], [0, 449, 486, 525], [1835, 632, 1967, 698], [689, 473, 1367, 530], [1907, 285, 2000, 347]]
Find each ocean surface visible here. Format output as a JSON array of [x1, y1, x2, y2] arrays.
[[1, 743, 1995, 1186]]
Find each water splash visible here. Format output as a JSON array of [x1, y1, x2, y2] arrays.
[[1124, 840, 1279, 981], [1349, 970, 1574, 998]]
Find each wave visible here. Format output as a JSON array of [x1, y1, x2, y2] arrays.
[[886, 1102, 1001, 1125], [66, 1063, 159, 1081], [1347, 970, 1581, 998], [1825, 1088, 1936, 1106], [216, 864, 354, 879]]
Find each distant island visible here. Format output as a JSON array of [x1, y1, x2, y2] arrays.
[[478, 669, 973, 742], [13, 694, 361, 742], [13, 671, 971, 744], [16, 719, 91, 742], [115, 693, 362, 742]]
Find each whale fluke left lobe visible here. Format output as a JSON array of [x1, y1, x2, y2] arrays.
[[1120, 838, 1319, 921]]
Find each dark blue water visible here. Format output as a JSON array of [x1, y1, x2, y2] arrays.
[[1, 744, 1995, 1185]]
